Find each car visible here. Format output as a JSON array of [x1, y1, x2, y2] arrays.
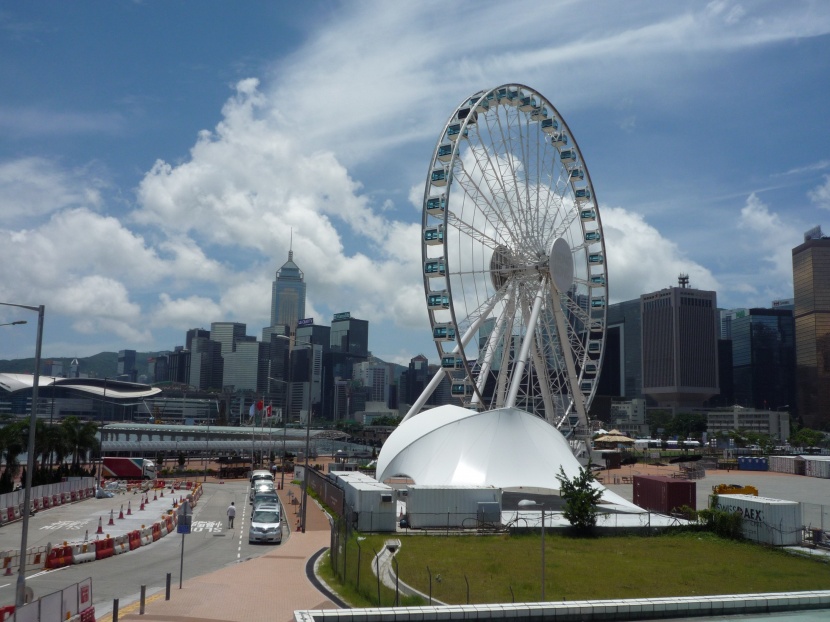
[[250, 481, 276, 502], [249, 503, 282, 544], [252, 491, 279, 508]]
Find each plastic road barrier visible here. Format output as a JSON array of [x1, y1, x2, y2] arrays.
[[46, 545, 73, 569], [151, 523, 161, 542], [128, 530, 142, 551], [139, 526, 153, 546], [71, 543, 96, 564], [94, 538, 114, 561]]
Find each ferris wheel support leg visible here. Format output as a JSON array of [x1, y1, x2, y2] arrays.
[[471, 299, 510, 406], [551, 298, 589, 427], [403, 298, 499, 423], [505, 280, 547, 409]]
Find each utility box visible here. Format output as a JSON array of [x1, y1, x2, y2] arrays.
[[633, 475, 696, 514]]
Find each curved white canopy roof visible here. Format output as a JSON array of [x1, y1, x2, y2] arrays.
[[377, 404, 637, 508], [0, 373, 161, 399]]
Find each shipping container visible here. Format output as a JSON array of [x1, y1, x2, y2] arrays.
[[406, 485, 502, 529], [768, 455, 805, 475], [632, 475, 696, 514], [716, 494, 802, 546], [803, 456, 830, 479]]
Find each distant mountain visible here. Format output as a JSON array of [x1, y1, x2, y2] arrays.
[[0, 351, 409, 384]]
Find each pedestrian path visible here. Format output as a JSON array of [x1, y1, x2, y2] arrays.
[[118, 480, 338, 622]]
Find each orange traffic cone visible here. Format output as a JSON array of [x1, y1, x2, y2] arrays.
[[153, 491, 158, 501], [127, 501, 132, 515], [96, 517, 103, 535], [160, 489, 164, 498], [139, 498, 145, 511], [118, 504, 124, 520], [108, 509, 115, 526]]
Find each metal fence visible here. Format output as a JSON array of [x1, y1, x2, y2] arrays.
[[13, 577, 93, 622]]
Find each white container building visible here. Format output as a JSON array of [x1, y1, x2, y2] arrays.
[[716, 494, 802, 546], [768, 455, 805, 475], [803, 456, 830, 479], [405, 485, 502, 529], [346, 480, 397, 532]]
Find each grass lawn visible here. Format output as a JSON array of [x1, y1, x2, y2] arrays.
[[322, 531, 830, 607]]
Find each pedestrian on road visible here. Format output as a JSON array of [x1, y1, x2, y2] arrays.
[[227, 502, 236, 529]]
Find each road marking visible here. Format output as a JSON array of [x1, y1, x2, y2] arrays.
[[39, 520, 91, 530]]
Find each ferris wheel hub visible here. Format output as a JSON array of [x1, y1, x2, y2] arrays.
[[548, 237, 574, 294]]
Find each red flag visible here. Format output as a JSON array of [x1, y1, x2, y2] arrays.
[[256, 400, 264, 412], [265, 404, 272, 418]]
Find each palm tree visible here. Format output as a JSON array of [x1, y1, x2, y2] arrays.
[[61, 417, 100, 475], [0, 421, 26, 493]]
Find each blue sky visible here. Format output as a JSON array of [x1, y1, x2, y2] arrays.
[[1, 1, 830, 366]]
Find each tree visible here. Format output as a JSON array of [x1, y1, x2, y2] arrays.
[[789, 427, 826, 449], [556, 465, 604, 536], [61, 417, 100, 475]]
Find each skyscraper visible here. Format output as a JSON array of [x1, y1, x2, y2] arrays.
[[640, 277, 719, 409], [731, 308, 795, 411], [792, 227, 830, 429], [270, 249, 306, 334]]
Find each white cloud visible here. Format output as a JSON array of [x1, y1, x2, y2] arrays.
[[601, 207, 719, 301], [0, 157, 104, 221], [153, 293, 223, 331], [738, 193, 798, 279], [808, 175, 830, 210]]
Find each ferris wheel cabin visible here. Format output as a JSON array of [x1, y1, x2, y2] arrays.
[[431, 168, 448, 186], [427, 290, 450, 310], [441, 355, 464, 369], [541, 118, 560, 134], [424, 225, 444, 245], [424, 258, 446, 277], [432, 323, 456, 342], [426, 195, 447, 215], [437, 144, 453, 162], [530, 107, 549, 121]]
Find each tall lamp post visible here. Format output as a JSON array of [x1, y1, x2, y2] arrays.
[[274, 335, 314, 532], [1, 301, 45, 608]]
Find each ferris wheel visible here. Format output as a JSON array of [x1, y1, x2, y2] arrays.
[[413, 84, 607, 433]]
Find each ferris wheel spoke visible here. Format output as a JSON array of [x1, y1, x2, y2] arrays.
[[484, 109, 528, 242], [465, 127, 524, 249]]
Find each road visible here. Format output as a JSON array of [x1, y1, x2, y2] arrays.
[[0, 480, 286, 612]]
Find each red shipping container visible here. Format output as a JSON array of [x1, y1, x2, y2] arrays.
[[633, 475, 696, 514]]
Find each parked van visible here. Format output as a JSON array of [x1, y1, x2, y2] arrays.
[[250, 469, 274, 484]]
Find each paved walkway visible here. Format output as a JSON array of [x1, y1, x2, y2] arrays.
[[119, 479, 338, 622]]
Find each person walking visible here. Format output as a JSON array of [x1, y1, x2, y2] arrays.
[[227, 501, 236, 529]]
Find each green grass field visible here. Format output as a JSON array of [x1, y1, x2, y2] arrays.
[[319, 531, 830, 607]]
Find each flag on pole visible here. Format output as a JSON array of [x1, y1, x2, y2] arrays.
[[265, 404, 272, 418], [249, 402, 256, 421]]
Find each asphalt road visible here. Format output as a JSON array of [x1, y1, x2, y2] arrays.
[[0, 480, 286, 611]]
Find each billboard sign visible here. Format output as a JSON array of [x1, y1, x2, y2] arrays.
[[297, 318, 314, 327], [333, 312, 351, 321]]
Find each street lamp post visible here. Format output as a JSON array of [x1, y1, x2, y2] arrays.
[[274, 335, 314, 532], [1, 301, 45, 608], [268, 377, 289, 488]]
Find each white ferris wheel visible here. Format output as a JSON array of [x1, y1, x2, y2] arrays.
[[410, 84, 607, 434]]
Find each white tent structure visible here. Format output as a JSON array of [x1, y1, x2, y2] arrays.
[[377, 404, 637, 509]]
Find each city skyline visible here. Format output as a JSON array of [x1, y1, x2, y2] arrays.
[[2, 2, 830, 365]]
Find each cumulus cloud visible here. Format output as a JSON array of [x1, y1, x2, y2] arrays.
[[601, 207, 719, 301], [738, 193, 798, 278]]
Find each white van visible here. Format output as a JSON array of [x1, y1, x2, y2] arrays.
[[250, 469, 274, 484]]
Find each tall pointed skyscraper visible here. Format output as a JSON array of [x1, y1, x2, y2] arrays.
[[270, 244, 306, 334]]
